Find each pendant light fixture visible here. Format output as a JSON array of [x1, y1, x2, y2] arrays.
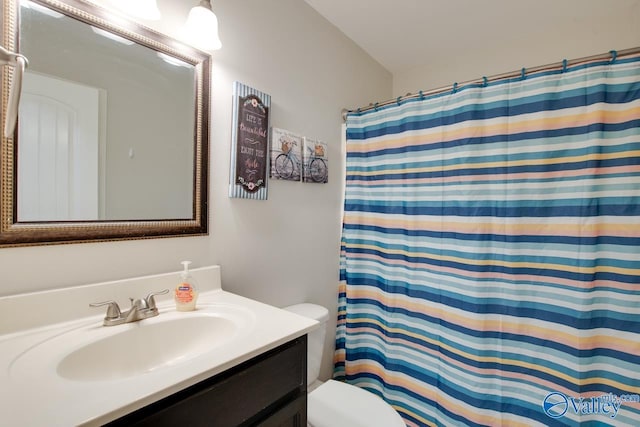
[[183, 0, 222, 51], [109, 0, 161, 21]]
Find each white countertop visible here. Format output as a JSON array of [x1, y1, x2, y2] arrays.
[[0, 266, 318, 426]]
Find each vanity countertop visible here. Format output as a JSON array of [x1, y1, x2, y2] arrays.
[[0, 266, 318, 426]]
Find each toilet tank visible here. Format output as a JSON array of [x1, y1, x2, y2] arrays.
[[283, 303, 329, 385]]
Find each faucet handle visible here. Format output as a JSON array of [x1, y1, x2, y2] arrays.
[[145, 289, 169, 311], [89, 300, 121, 320], [130, 297, 148, 310]]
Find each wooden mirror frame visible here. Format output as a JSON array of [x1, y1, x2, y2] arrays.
[[0, 0, 209, 247]]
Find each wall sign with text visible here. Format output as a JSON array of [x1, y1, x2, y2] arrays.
[[229, 82, 271, 200]]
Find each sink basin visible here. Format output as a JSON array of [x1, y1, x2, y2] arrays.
[[10, 304, 254, 382], [58, 315, 238, 381]]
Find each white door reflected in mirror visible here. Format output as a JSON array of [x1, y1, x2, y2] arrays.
[[18, 72, 104, 221]]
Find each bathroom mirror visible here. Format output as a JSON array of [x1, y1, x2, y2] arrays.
[[0, 0, 210, 247]]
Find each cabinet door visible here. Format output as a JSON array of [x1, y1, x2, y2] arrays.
[[256, 394, 306, 427], [108, 336, 307, 427]]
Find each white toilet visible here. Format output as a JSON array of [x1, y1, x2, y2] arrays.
[[284, 303, 405, 427]]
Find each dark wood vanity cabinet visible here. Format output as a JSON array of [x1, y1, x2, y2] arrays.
[[107, 335, 307, 427]]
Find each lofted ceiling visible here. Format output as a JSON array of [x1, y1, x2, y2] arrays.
[[303, 0, 640, 76]]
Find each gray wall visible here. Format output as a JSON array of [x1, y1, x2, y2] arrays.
[[393, 1, 640, 96]]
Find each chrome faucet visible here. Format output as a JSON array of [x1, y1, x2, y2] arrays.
[[90, 289, 169, 326]]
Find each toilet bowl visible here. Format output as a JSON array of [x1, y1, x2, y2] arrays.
[[284, 303, 405, 427]]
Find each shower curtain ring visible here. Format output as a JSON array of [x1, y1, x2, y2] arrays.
[[610, 50, 617, 63], [562, 59, 567, 73], [396, 96, 401, 105], [419, 90, 424, 100], [521, 68, 526, 80], [374, 102, 379, 111], [482, 76, 488, 87], [452, 82, 458, 93]]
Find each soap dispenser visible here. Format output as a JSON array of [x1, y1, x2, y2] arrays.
[[174, 261, 199, 311]]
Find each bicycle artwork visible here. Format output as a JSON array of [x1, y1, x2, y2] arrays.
[[303, 137, 328, 183], [270, 128, 303, 181]]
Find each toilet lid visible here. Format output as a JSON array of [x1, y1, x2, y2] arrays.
[[308, 380, 405, 427]]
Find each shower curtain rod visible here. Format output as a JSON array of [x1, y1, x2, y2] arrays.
[[341, 46, 640, 121]]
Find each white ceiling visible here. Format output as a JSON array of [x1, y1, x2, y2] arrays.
[[303, 0, 640, 75]]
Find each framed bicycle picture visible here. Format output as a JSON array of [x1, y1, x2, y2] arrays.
[[302, 137, 328, 183], [270, 128, 303, 181]]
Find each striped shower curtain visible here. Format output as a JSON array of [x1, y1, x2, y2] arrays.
[[335, 52, 640, 426]]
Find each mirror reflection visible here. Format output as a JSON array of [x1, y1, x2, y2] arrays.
[[18, 0, 195, 221]]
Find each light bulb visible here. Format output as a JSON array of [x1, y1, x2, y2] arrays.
[[183, 1, 222, 51]]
